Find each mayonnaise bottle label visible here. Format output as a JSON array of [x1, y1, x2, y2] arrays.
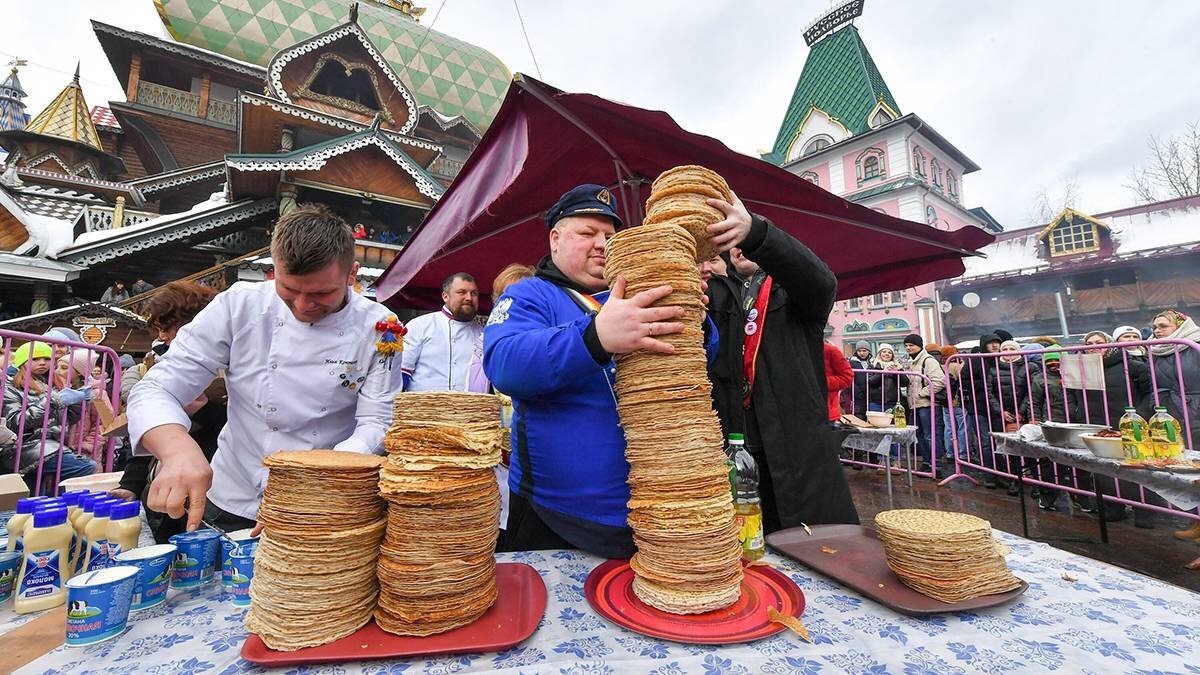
[[85, 541, 110, 572], [107, 542, 124, 560], [18, 550, 62, 599]]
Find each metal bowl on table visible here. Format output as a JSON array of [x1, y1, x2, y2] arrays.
[[1040, 421, 1109, 449], [1080, 433, 1125, 459]]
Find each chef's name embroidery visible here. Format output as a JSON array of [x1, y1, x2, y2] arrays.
[[324, 359, 359, 365]]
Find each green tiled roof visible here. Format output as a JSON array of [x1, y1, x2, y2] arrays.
[[845, 177, 921, 203], [765, 25, 899, 164], [154, 0, 510, 130]]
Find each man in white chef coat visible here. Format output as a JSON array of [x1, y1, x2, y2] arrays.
[[400, 272, 483, 392], [127, 205, 404, 532]]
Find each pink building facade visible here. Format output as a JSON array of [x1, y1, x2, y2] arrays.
[[763, 9, 1000, 355]]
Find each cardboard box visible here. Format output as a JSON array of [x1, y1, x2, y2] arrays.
[[0, 473, 30, 511]]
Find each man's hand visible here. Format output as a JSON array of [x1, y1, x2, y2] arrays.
[[705, 191, 753, 253], [108, 488, 137, 501], [143, 424, 212, 531], [595, 276, 685, 355]]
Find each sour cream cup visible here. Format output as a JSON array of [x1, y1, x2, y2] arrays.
[[229, 541, 258, 607], [114, 544, 177, 611], [168, 530, 221, 589], [220, 528, 258, 591], [0, 551, 21, 603], [64, 566, 139, 647]]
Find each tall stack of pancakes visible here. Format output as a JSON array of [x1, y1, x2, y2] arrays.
[[247, 450, 386, 651], [875, 509, 1023, 603], [376, 392, 503, 635], [643, 165, 734, 262], [604, 169, 744, 614]]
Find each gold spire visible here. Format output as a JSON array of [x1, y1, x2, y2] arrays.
[[24, 63, 103, 152], [379, 0, 426, 21]]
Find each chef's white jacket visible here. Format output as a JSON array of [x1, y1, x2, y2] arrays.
[[128, 281, 403, 519], [400, 307, 483, 392]]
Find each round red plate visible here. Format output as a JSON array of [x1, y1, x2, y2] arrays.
[[584, 559, 805, 644]]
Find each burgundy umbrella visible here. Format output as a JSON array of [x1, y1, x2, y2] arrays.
[[375, 75, 993, 310]]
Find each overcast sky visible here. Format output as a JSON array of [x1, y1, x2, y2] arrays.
[[7, 0, 1200, 230]]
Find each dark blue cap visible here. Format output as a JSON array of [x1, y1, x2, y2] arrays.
[[111, 501, 140, 520], [545, 184, 622, 229], [33, 507, 68, 528]]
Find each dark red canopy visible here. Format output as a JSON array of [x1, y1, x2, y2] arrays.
[[376, 75, 994, 310]]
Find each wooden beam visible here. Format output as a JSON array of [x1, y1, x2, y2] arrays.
[[126, 51, 142, 103], [198, 72, 211, 119]]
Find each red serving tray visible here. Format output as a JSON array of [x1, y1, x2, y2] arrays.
[[240, 562, 546, 667], [584, 559, 804, 644], [765, 524, 1027, 616]]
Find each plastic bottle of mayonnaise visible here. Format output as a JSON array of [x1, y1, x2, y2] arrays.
[[59, 492, 85, 571], [81, 500, 118, 573], [105, 501, 142, 562], [14, 506, 73, 613], [71, 495, 102, 575], [6, 497, 53, 553]]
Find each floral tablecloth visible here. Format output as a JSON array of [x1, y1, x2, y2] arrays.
[[6, 530, 1199, 674], [992, 432, 1200, 511]]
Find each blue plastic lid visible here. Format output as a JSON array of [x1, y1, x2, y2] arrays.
[[32, 499, 65, 511], [59, 492, 82, 507], [32, 507, 68, 528], [80, 494, 109, 512], [15, 497, 53, 514], [92, 500, 118, 519], [110, 501, 140, 520]]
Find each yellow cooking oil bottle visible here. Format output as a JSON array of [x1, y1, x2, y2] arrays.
[[1148, 406, 1185, 460], [14, 506, 73, 613], [1119, 407, 1151, 461], [731, 436, 766, 561], [893, 402, 907, 428]]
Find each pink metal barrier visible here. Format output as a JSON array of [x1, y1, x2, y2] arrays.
[[0, 329, 124, 496], [940, 338, 1199, 526], [842, 367, 941, 479]]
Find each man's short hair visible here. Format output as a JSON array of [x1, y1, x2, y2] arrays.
[[270, 204, 355, 275], [442, 272, 476, 294]]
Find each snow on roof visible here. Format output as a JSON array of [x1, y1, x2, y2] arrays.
[[0, 185, 76, 258], [245, 254, 384, 279], [957, 202, 1200, 282], [67, 191, 229, 249]]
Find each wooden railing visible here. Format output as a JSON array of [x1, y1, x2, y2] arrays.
[[137, 81, 200, 118], [118, 245, 270, 316], [82, 205, 157, 233], [207, 98, 237, 126]]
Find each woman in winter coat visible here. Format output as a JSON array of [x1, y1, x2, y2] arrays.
[[824, 342, 855, 423], [847, 341, 874, 419], [865, 344, 902, 412], [3, 342, 97, 494], [994, 340, 1033, 430], [1148, 309, 1200, 451]]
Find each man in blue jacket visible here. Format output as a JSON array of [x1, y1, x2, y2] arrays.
[[483, 184, 745, 558]]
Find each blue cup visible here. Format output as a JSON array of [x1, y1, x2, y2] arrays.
[[114, 544, 177, 611], [167, 530, 221, 589], [229, 541, 258, 607], [0, 551, 21, 603], [65, 566, 139, 647], [220, 528, 258, 591]]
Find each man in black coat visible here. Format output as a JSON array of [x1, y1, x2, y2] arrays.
[[706, 214, 860, 533]]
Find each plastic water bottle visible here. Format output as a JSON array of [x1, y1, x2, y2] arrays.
[[733, 446, 766, 561], [724, 434, 744, 499]]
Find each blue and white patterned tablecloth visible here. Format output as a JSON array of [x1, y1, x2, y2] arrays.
[[5, 531, 1200, 675]]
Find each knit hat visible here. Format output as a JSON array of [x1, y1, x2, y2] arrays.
[[903, 333, 923, 348], [925, 342, 941, 353], [999, 339, 1021, 352], [994, 329, 1014, 341], [940, 345, 959, 359], [1042, 346, 1062, 364], [1112, 325, 1140, 341], [11, 342, 52, 369], [43, 327, 82, 344], [1084, 330, 1112, 344], [854, 340, 870, 351], [877, 344, 895, 356], [119, 354, 136, 369]]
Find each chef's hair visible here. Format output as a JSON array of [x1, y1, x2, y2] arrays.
[[442, 272, 476, 294], [271, 204, 355, 275]]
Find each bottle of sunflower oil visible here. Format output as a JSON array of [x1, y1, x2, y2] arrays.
[[892, 402, 907, 428], [733, 449, 765, 561], [1118, 407, 1151, 461], [1148, 406, 1185, 460]]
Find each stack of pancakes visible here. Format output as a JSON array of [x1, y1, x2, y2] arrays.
[[875, 509, 1023, 603], [605, 217, 744, 615], [247, 450, 386, 651], [643, 165, 734, 262], [376, 392, 503, 635]]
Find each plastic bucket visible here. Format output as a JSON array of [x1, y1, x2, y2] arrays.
[[64, 566, 139, 647], [167, 530, 221, 589], [114, 544, 177, 611]]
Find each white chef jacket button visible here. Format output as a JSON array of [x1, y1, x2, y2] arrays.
[[271, 426, 278, 432], [271, 363, 278, 370], [321, 406, 327, 412], [276, 320, 283, 327], [268, 407, 276, 413], [256, 404, 262, 408], [338, 330, 345, 336]]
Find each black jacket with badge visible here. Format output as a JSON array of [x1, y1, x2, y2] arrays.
[[707, 215, 859, 530]]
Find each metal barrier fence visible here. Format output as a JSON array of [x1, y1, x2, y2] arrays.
[[0, 329, 124, 496], [940, 338, 1199, 523], [842, 367, 941, 479]]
